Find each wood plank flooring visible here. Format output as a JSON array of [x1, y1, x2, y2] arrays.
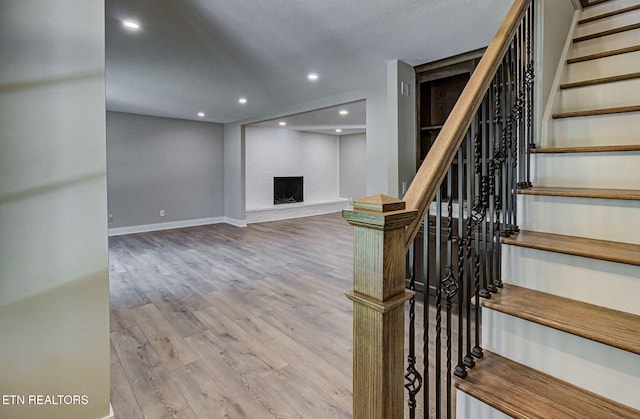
[[110, 213, 356, 418], [110, 212, 467, 418]]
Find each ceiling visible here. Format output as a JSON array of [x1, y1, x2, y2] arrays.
[[105, 0, 512, 130]]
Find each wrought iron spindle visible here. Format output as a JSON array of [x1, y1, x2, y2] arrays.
[[434, 188, 442, 418], [525, 2, 535, 188], [463, 132, 476, 368], [405, 241, 422, 419], [454, 143, 467, 380], [443, 169, 458, 419], [423, 216, 430, 417], [401, 4, 535, 417]]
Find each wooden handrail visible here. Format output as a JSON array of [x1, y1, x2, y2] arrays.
[[403, 0, 532, 250]]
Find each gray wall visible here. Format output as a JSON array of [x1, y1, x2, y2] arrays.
[[540, 0, 577, 106], [366, 59, 417, 199], [0, 0, 110, 417], [107, 111, 225, 228], [389, 59, 417, 197], [339, 133, 367, 201]]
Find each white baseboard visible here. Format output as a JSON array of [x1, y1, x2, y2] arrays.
[[108, 216, 225, 236], [246, 199, 350, 224], [223, 217, 247, 228]]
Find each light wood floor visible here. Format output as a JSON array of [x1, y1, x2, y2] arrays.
[[110, 212, 463, 418]]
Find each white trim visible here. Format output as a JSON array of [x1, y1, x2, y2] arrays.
[[101, 404, 114, 419], [223, 217, 247, 227], [246, 199, 350, 224], [108, 217, 225, 236]]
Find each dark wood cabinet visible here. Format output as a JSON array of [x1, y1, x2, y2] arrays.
[[412, 49, 485, 306], [415, 49, 483, 168]]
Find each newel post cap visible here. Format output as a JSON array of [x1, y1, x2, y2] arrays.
[[342, 194, 418, 230]]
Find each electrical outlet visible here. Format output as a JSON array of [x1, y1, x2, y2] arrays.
[[160, 209, 165, 217], [108, 214, 113, 222]]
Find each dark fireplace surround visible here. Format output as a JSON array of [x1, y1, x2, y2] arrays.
[[274, 176, 303, 205]]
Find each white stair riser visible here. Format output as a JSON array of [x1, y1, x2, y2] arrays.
[[517, 194, 640, 244], [483, 309, 640, 409], [556, 78, 640, 112], [456, 392, 511, 419], [532, 151, 640, 189], [565, 49, 640, 81], [575, 9, 640, 38], [548, 112, 640, 147], [581, 0, 640, 20], [502, 245, 640, 315], [569, 28, 640, 58]]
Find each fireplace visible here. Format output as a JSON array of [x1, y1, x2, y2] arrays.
[[274, 176, 303, 205]]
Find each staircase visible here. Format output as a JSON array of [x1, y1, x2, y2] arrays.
[[456, 1, 640, 417]]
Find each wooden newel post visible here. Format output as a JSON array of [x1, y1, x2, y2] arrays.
[[342, 194, 418, 419]]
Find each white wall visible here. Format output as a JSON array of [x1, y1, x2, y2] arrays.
[[0, 1, 110, 418], [339, 133, 367, 201], [245, 127, 341, 210], [106, 111, 225, 229]]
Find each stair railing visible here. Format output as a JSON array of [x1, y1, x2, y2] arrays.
[[343, 0, 535, 417]]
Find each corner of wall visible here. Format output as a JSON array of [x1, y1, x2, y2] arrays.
[[536, 0, 581, 147]]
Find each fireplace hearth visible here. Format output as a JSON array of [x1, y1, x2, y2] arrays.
[[274, 176, 303, 205]]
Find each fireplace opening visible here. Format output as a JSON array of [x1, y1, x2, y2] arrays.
[[274, 176, 303, 205]]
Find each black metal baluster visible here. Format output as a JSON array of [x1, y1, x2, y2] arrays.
[[443, 169, 457, 419], [513, 25, 524, 232], [526, 2, 535, 188], [493, 66, 505, 290], [463, 132, 476, 368], [517, 17, 527, 191], [507, 40, 516, 236], [454, 143, 467, 379], [435, 189, 442, 418], [500, 53, 510, 239], [405, 240, 422, 419], [487, 84, 497, 291], [481, 94, 495, 295], [472, 124, 484, 359], [423, 217, 431, 417]]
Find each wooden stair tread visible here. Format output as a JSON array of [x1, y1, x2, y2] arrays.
[[531, 144, 640, 153], [568, 44, 640, 63], [574, 22, 640, 43], [501, 230, 640, 266], [482, 284, 640, 355], [518, 186, 640, 201], [455, 351, 640, 419], [553, 105, 640, 119], [560, 72, 640, 89], [579, 4, 640, 24]]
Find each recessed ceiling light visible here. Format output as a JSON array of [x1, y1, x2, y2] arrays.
[[197, 112, 205, 117], [335, 129, 342, 133], [122, 20, 141, 30], [307, 73, 319, 81], [279, 121, 287, 126], [339, 109, 349, 116], [238, 97, 247, 104]]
